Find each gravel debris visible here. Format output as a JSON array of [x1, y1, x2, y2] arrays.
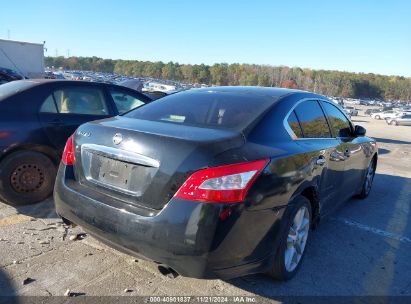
[[38, 227, 57, 231], [22, 278, 35, 285], [69, 233, 87, 241]]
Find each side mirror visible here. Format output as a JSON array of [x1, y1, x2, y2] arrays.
[[354, 125, 366, 136]]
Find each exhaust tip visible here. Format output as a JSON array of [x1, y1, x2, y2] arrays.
[[61, 216, 76, 227], [158, 265, 179, 279]]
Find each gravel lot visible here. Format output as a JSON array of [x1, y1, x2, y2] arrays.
[[0, 110, 410, 301]]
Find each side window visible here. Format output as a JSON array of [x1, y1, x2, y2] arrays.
[[109, 89, 146, 114], [40, 87, 109, 115], [39, 94, 58, 113], [293, 101, 331, 138], [321, 101, 352, 137], [287, 111, 303, 138]]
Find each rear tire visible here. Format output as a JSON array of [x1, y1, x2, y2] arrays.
[[268, 196, 311, 281], [0, 151, 57, 206], [375, 115, 381, 120], [357, 158, 376, 199]]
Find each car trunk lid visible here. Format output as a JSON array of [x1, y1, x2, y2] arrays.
[[73, 116, 244, 210]]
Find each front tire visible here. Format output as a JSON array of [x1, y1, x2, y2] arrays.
[[375, 115, 381, 120], [268, 196, 311, 281], [0, 151, 57, 206]]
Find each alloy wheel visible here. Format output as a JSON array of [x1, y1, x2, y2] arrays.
[[364, 161, 376, 196], [284, 206, 310, 272]]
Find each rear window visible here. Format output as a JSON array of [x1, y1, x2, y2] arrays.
[[0, 81, 34, 100], [125, 91, 275, 130]]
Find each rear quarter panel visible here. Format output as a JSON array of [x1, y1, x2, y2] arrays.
[[0, 86, 56, 161]]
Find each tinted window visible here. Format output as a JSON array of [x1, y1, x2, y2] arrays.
[[40, 87, 108, 115], [125, 91, 275, 130], [109, 89, 146, 114], [294, 101, 331, 138], [321, 101, 352, 137], [40, 95, 58, 113], [287, 111, 303, 138]]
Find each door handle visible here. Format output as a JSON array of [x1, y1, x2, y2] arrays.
[[316, 156, 326, 166]]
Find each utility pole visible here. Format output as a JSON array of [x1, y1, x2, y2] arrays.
[[7, 29, 10, 39], [55, 49, 58, 57], [66, 49, 70, 58]]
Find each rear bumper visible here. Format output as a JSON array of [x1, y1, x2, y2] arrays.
[[54, 165, 286, 279]]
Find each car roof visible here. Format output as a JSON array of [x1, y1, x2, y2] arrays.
[[6, 79, 146, 94], [193, 86, 306, 98], [15, 79, 109, 86]]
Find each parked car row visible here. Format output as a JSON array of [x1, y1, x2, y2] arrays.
[[370, 109, 411, 121], [49, 69, 194, 91], [343, 106, 358, 116], [386, 114, 411, 126], [370, 110, 401, 120], [362, 106, 411, 126], [364, 108, 383, 116]]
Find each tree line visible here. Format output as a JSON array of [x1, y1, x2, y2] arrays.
[[45, 56, 411, 101]]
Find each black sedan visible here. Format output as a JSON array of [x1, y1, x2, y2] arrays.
[[0, 79, 151, 205], [54, 87, 378, 280]]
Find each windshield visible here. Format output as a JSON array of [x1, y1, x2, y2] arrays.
[[124, 90, 276, 131], [0, 81, 34, 101]]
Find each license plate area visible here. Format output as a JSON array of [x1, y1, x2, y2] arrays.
[[97, 156, 133, 190], [81, 147, 158, 196]]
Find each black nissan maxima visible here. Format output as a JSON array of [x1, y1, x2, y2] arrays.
[[54, 87, 378, 280]]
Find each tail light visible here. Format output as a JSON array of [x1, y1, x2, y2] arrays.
[[62, 135, 75, 165], [174, 159, 269, 203]]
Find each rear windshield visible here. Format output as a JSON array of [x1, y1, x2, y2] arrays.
[[124, 91, 275, 131], [0, 81, 34, 100]]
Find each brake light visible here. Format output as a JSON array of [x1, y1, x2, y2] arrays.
[[62, 135, 75, 165], [174, 159, 269, 203]]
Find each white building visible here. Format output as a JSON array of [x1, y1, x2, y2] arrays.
[[0, 39, 44, 78]]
